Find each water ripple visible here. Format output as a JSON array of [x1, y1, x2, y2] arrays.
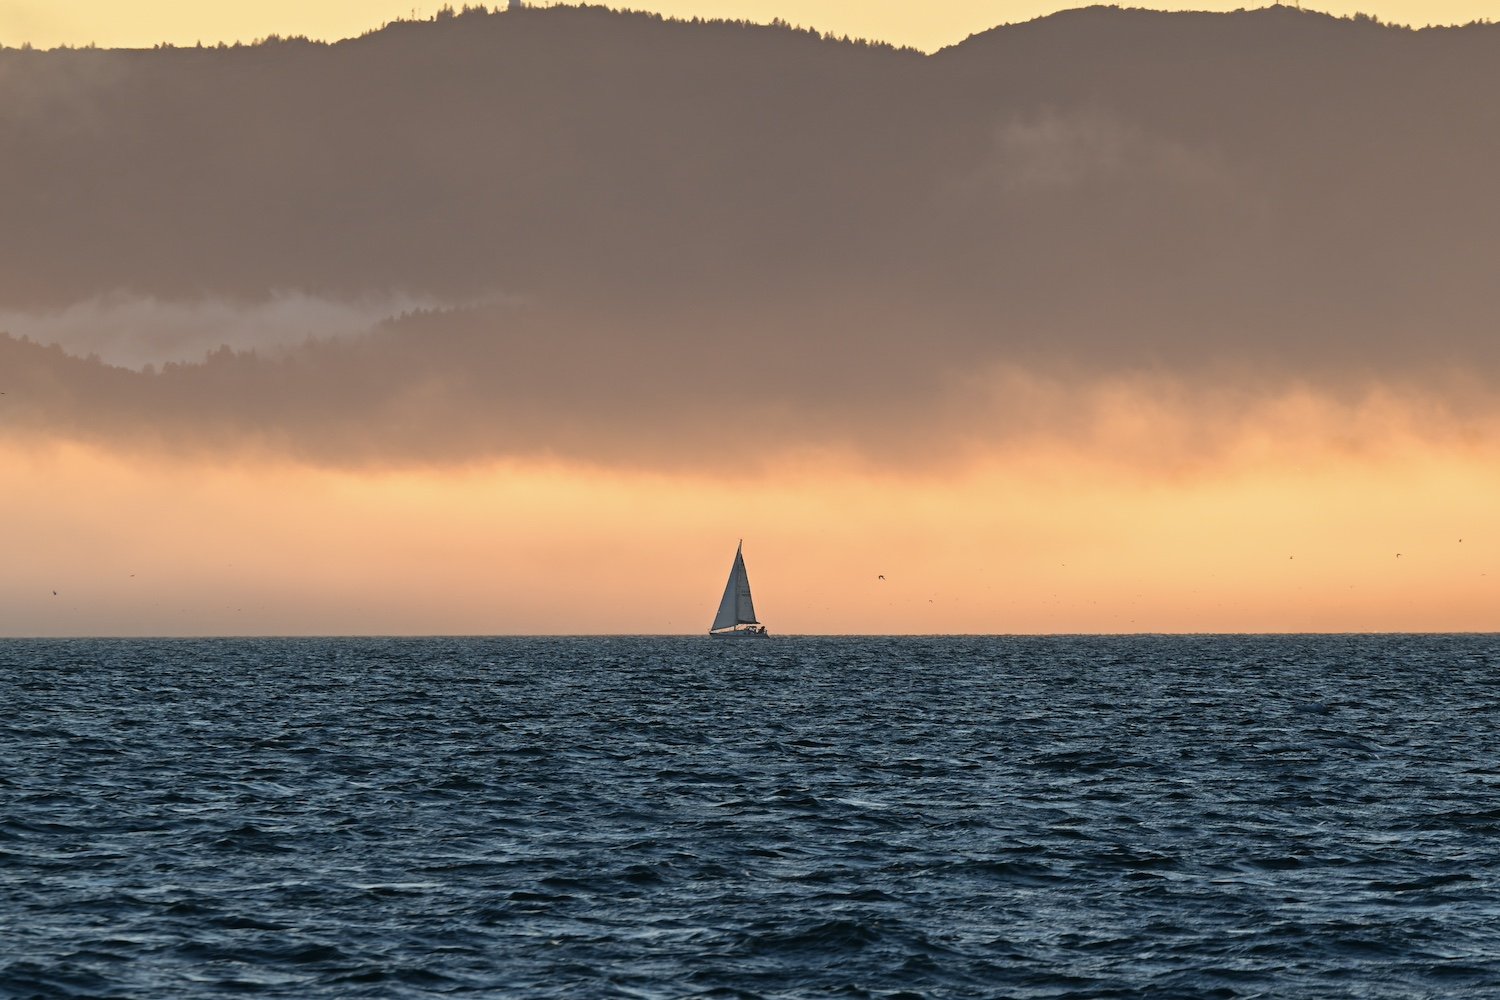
[[3, 635, 1500, 997]]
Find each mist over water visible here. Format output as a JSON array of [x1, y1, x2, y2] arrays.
[[5, 635, 1499, 997]]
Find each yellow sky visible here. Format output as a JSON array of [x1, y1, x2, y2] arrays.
[[1, 1, 1492, 52], [4, 383, 1497, 636]]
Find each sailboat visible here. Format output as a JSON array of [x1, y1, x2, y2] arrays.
[[709, 541, 768, 637]]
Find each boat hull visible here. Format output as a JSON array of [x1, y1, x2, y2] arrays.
[[709, 627, 769, 638]]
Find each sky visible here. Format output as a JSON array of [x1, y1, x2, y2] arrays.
[[3, 1, 1499, 635], [1, 0, 1494, 51]]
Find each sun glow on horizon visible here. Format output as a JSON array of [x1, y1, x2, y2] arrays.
[[5, 391, 1498, 637]]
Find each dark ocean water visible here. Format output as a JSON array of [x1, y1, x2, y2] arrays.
[[3, 635, 1500, 999]]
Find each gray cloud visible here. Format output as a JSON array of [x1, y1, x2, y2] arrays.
[[975, 113, 1236, 195], [0, 291, 456, 368]]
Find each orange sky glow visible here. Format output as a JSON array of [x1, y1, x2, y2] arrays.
[[5, 383, 1497, 636]]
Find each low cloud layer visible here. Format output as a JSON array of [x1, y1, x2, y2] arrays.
[[3, 298, 1497, 473]]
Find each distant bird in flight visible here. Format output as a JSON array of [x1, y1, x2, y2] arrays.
[[877, 575, 885, 581], [1396, 553, 1402, 559]]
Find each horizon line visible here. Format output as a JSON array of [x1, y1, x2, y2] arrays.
[[2, 630, 1496, 640]]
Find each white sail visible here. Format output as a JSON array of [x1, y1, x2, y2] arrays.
[[710, 543, 759, 631]]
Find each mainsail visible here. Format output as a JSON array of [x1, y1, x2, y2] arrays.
[[711, 542, 759, 631]]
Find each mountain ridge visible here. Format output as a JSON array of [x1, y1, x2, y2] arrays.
[[2, 3, 1498, 465]]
